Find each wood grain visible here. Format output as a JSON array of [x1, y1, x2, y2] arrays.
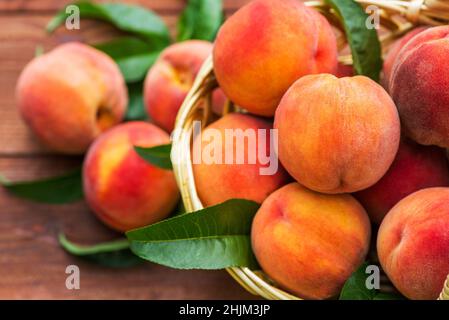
[[0, 0, 252, 12], [0, 156, 257, 299], [0, 0, 257, 299]]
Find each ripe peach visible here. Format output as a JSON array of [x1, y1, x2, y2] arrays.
[[274, 74, 400, 194], [252, 183, 371, 299], [390, 26, 449, 148], [382, 27, 428, 89], [83, 122, 179, 232], [377, 188, 449, 300], [192, 113, 290, 207], [213, 0, 338, 116], [355, 139, 449, 224], [144, 40, 225, 132], [16, 42, 127, 154]]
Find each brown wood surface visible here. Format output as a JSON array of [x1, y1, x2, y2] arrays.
[[0, 0, 257, 300]]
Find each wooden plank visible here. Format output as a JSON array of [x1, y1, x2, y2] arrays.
[[0, 156, 257, 299], [0, 0, 252, 12], [0, 0, 187, 12]]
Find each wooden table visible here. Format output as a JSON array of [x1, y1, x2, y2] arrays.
[[0, 0, 257, 299]]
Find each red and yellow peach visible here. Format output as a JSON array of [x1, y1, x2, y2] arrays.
[[274, 74, 401, 194], [192, 113, 290, 207], [355, 139, 449, 224], [16, 42, 127, 154], [382, 27, 428, 89], [83, 121, 179, 232], [213, 0, 338, 116], [252, 183, 371, 299], [378, 187, 449, 300], [144, 40, 225, 132], [390, 26, 449, 148]]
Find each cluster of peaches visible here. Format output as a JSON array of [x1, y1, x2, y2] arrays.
[[15, 0, 449, 300], [205, 0, 449, 300], [16, 39, 221, 230]]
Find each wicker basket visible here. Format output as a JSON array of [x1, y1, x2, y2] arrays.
[[171, 0, 449, 300]]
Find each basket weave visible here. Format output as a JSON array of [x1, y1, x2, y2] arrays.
[[171, 0, 449, 300]]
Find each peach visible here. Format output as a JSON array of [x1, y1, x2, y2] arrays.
[[16, 42, 127, 154], [192, 113, 290, 207], [390, 26, 449, 148], [213, 0, 338, 116], [83, 122, 179, 232], [274, 74, 400, 194], [355, 139, 449, 224], [252, 183, 371, 299], [144, 40, 225, 132], [377, 188, 449, 300], [382, 27, 428, 89]]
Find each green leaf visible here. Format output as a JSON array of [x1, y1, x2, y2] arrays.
[[95, 38, 152, 120], [35, 45, 44, 57], [126, 199, 260, 270], [325, 0, 382, 81], [0, 168, 83, 204], [340, 262, 377, 300], [340, 262, 404, 300], [47, 1, 171, 50], [177, 0, 224, 41], [173, 200, 186, 216], [134, 144, 172, 170], [95, 37, 160, 83], [59, 234, 143, 268], [125, 82, 147, 121]]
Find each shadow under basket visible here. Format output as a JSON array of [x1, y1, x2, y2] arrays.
[[170, 0, 449, 300]]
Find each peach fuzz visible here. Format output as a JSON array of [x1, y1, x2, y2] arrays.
[[382, 26, 428, 89], [213, 0, 337, 116], [251, 183, 371, 299], [390, 26, 449, 148], [192, 113, 290, 207], [355, 139, 449, 225], [16, 42, 127, 154], [144, 40, 225, 132], [274, 74, 400, 194], [377, 188, 449, 300], [83, 122, 179, 232]]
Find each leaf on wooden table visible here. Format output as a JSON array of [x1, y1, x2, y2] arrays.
[[126, 199, 260, 270], [125, 81, 147, 121], [177, 0, 224, 42], [59, 233, 143, 268], [35, 45, 44, 57], [0, 168, 83, 204], [47, 1, 171, 50], [95, 37, 160, 83]]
